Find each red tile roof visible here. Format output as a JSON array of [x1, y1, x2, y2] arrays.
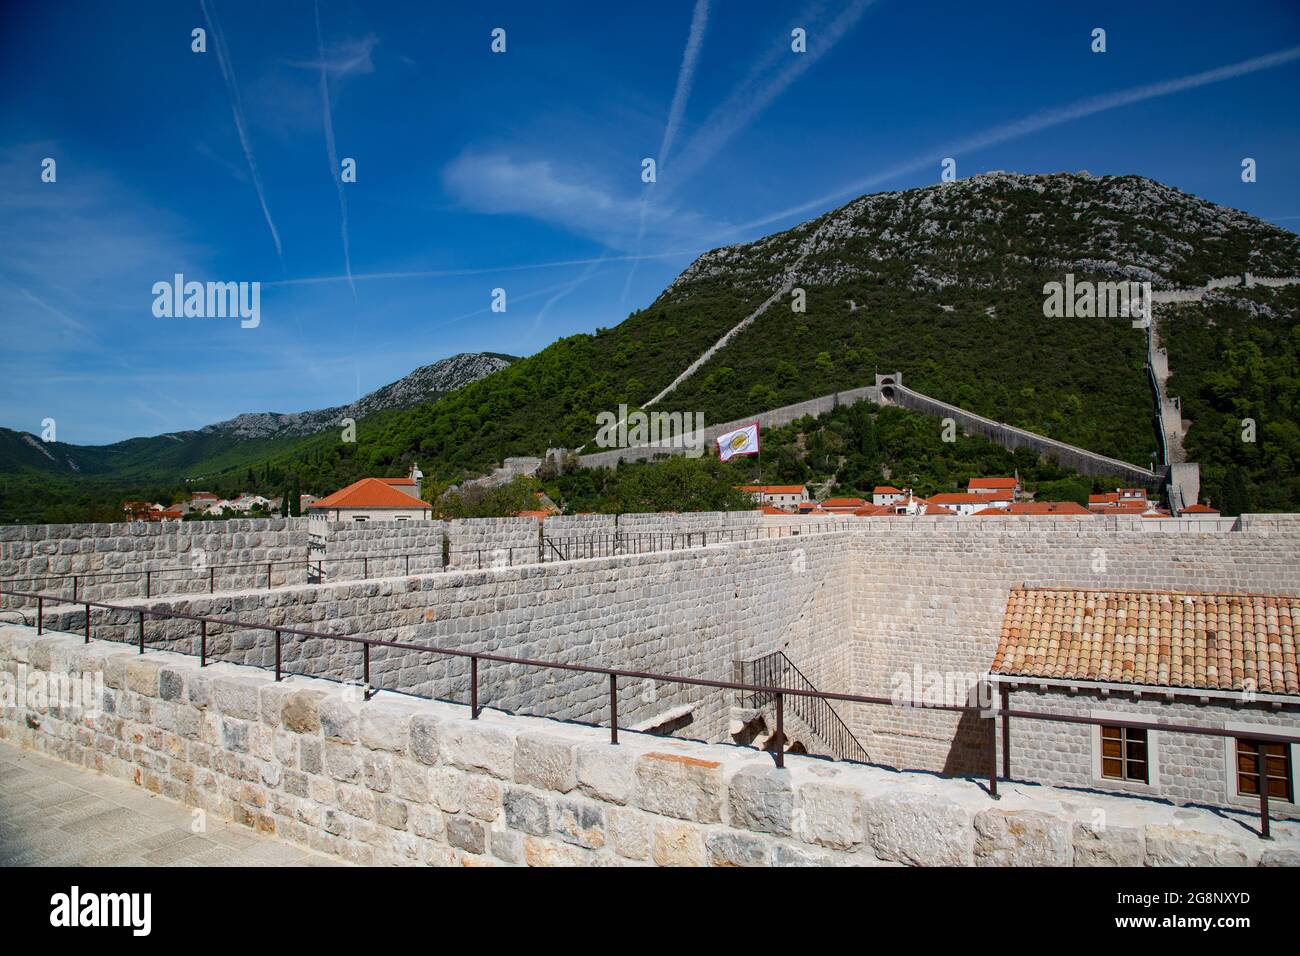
[[820, 497, 865, 508], [379, 477, 415, 486], [309, 478, 432, 511], [928, 492, 996, 505], [975, 501, 1092, 516], [968, 477, 1016, 491], [992, 587, 1300, 696], [1180, 504, 1220, 514], [873, 486, 903, 495]]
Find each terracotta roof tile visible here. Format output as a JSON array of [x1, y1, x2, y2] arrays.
[[308, 478, 432, 511], [991, 588, 1300, 697]]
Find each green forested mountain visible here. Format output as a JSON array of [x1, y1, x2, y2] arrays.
[[5, 172, 1299, 522]]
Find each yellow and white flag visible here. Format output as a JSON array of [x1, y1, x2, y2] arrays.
[[716, 423, 760, 462]]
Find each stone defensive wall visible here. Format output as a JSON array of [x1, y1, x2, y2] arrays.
[[885, 385, 1157, 484], [3, 625, 1294, 866], [0, 518, 309, 608], [15, 532, 851, 745], [846, 519, 1300, 786], [311, 521, 448, 578], [576, 386, 879, 470]]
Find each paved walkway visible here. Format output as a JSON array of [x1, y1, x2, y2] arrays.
[[0, 742, 345, 866]]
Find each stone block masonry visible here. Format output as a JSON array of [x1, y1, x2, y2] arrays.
[[3, 624, 1294, 866], [848, 522, 1300, 776], [313, 521, 448, 579], [19, 532, 853, 748], [0, 518, 308, 607], [446, 518, 540, 570]]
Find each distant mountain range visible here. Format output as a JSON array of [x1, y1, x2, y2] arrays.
[[0, 352, 516, 480]]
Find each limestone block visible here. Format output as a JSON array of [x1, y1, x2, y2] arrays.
[[514, 732, 577, 792], [1143, 825, 1251, 866], [211, 675, 262, 721], [409, 714, 441, 766], [651, 821, 708, 867], [503, 787, 549, 836], [446, 815, 486, 854], [523, 836, 592, 867], [443, 719, 513, 779], [706, 831, 770, 867], [865, 791, 974, 866], [973, 809, 1070, 866], [280, 690, 324, 734], [360, 704, 411, 754], [552, 797, 606, 849], [575, 743, 635, 804], [607, 807, 649, 860], [728, 765, 793, 835], [1071, 822, 1144, 867], [634, 752, 723, 823], [794, 781, 864, 849]]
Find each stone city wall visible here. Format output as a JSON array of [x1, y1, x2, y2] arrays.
[[17, 533, 853, 746], [446, 518, 541, 570], [847, 522, 1300, 776], [3, 625, 1294, 866], [0, 519, 308, 607], [314, 521, 448, 579]]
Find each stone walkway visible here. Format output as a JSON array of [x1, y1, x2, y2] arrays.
[[0, 742, 345, 866]]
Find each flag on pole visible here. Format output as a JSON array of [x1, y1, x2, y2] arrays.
[[716, 422, 760, 462]]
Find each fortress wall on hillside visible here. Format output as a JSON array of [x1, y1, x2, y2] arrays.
[[0, 518, 308, 607], [886, 385, 1156, 483], [576, 387, 879, 470]]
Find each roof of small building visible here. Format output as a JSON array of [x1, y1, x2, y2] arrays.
[[991, 587, 1300, 696], [820, 497, 865, 508], [309, 478, 433, 511], [737, 484, 807, 494], [968, 477, 1016, 491], [974, 501, 1092, 516], [1180, 504, 1221, 514], [873, 486, 903, 495], [928, 492, 994, 505]]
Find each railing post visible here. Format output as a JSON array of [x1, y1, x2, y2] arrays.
[[363, 556, 369, 578], [609, 674, 619, 745], [470, 656, 479, 718], [145, 570, 151, 599], [1258, 742, 1272, 839], [266, 562, 272, 589], [773, 692, 785, 769], [363, 644, 371, 701], [209, 566, 215, 594], [275, 629, 282, 682], [84, 602, 90, 643], [988, 713, 1000, 799], [200, 619, 207, 667], [72, 575, 78, 602], [405, 554, 410, 576], [37, 596, 43, 635], [138, 610, 145, 653], [1000, 685, 1011, 780]]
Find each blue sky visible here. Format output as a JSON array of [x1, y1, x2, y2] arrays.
[[1, 0, 1298, 444]]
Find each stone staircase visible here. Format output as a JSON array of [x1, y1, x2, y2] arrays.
[[732, 651, 871, 764]]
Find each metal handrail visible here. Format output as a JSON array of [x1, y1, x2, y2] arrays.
[[737, 651, 872, 764], [5, 582, 1295, 838]]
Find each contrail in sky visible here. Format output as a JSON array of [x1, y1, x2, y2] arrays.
[[731, 43, 1300, 236], [314, 0, 354, 298], [200, 0, 283, 259]]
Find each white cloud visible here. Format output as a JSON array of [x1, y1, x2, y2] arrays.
[[442, 150, 722, 250]]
